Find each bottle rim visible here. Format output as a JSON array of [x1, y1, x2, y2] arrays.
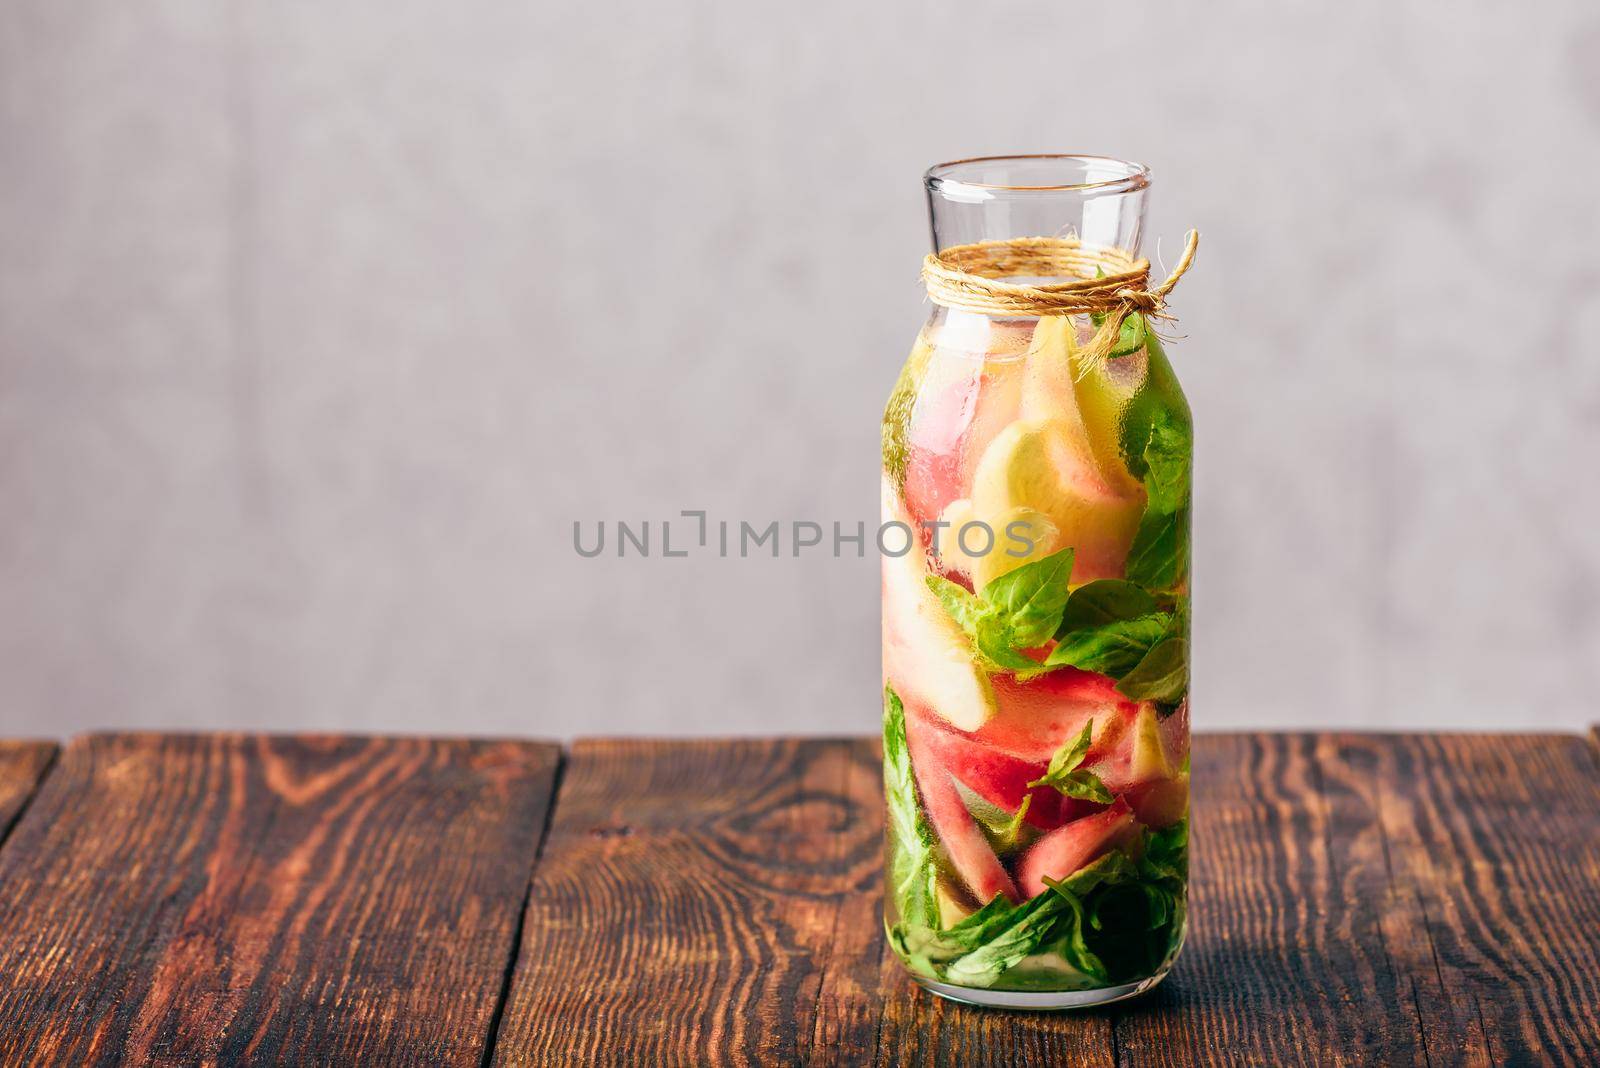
[[925, 154, 1151, 199]]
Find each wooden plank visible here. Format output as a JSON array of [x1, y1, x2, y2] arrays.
[[1116, 734, 1430, 1066], [1363, 734, 1600, 1065], [497, 734, 1600, 1066], [491, 738, 1114, 1067], [1105, 734, 1600, 1066], [0, 733, 560, 1066], [490, 739, 897, 1066], [0, 741, 57, 844]]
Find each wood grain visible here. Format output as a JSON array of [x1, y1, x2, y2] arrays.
[[1367, 733, 1600, 1066], [0, 733, 560, 1066], [492, 738, 1117, 1067], [496, 733, 1600, 1066], [1, 732, 1595, 1065], [1115, 734, 1399, 1066], [0, 741, 57, 845], [490, 738, 892, 1067]]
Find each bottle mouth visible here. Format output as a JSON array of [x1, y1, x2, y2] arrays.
[[925, 154, 1151, 200]]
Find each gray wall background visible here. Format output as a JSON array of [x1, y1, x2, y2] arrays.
[[2, 2, 1598, 739]]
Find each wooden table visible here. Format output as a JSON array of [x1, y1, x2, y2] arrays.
[[0, 732, 1597, 1065]]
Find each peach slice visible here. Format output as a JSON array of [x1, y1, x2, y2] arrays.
[[905, 701, 1019, 904], [1090, 705, 1185, 793], [1019, 315, 1147, 498], [881, 477, 997, 732], [934, 498, 1060, 591], [905, 700, 1068, 831], [901, 351, 1023, 533], [967, 418, 1144, 584], [906, 668, 1144, 831], [1016, 798, 1142, 899]]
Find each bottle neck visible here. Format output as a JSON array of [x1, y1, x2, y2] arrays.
[[924, 155, 1149, 262]]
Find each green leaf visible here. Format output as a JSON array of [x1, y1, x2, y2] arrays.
[[927, 575, 1050, 679], [1115, 638, 1189, 703], [926, 575, 989, 634], [1141, 417, 1191, 511], [882, 343, 931, 489], [1124, 508, 1188, 591], [888, 823, 1190, 989], [1109, 312, 1147, 358], [894, 893, 1021, 969], [1057, 579, 1158, 633], [1047, 580, 1185, 684], [1042, 836, 1188, 983], [882, 685, 940, 929], [1118, 332, 1191, 483], [953, 780, 1036, 854], [935, 893, 1021, 954], [1141, 819, 1189, 884], [999, 795, 1033, 847], [1042, 769, 1113, 806], [1124, 411, 1192, 590], [973, 616, 1049, 678], [940, 892, 1073, 987], [1037, 851, 1145, 983], [1088, 309, 1147, 360], [925, 548, 1180, 689], [1026, 720, 1114, 805], [1045, 613, 1170, 677], [979, 546, 1075, 647], [1030, 720, 1091, 780], [1044, 848, 1140, 899]]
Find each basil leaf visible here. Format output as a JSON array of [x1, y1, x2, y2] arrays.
[[979, 546, 1075, 648], [1043, 838, 1187, 983], [1118, 332, 1191, 483], [894, 893, 1020, 968], [1026, 720, 1114, 805], [882, 342, 932, 489], [940, 892, 1072, 987], [1141, 417, 1191, 512], [926, 575, 989, 634], [1088, 309, 1147, 360], [946, 893, 1017, 937], [1041, 769, 1113, 806], [927, 575, 1050, 678], [1109, 312, 1146, 358], [1038, 852, 1144, 983], [1031, 720, 1091, 780], [1141, 820, 1189, 884], [1116, 638, 1189, 703], [882, 686, 940, 928], [1124, 412, 1192, 590], [1048, 581, 1186, 685], [890, 823, 1190, 989], [953, 780, 1035, 854], [1046, 848, 1140, 898], [1124, 509, 1188, 592], [1057, 579, 1159, 633], [1045, 613, 1170, 677], [973, 615, 1049, 677], [1118, 331, 1192, 592]]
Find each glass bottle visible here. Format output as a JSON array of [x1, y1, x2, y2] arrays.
[[881, 155, 1192, 1009]]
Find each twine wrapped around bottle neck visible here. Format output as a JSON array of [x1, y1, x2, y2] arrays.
[[922, 229, 1200, 366]]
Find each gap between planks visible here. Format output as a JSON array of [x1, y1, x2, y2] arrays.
[[479, 750, 567, 1068], [0, 742, 59, 856]]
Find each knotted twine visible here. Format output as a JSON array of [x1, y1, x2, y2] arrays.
[[921, 230, 1200, 370]]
